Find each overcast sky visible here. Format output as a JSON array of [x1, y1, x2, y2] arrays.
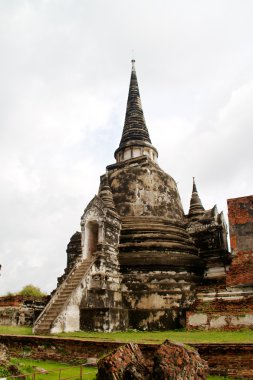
[[0, 0, 253, 294]]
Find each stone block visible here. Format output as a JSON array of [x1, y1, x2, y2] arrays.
[[97, 343, 149, 380], [209, 316, 227, 329], [188, 313, 208, 327], [97, 340, 208, 380]]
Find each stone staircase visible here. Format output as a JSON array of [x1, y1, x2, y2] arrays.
[[33, 259, 92, 334]]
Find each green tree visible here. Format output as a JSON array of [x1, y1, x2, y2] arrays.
[[18, 284, 47, 298]]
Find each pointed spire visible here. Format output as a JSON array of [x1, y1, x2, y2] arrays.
[[119, 60, 151, 145], [98, 174, 116, 211], [188, 177, 205, 220], [114, 61, 158, 163]]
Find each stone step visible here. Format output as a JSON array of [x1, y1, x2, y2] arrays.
[[34, 259, 93, 334], [46, 310, 60, 315]]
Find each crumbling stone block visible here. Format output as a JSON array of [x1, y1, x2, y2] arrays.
[[97, 340, 208, 380], [97, 343, 149, 380], [152, 340, 208, 380]]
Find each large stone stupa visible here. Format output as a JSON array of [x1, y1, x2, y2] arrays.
[[34, 61, 229, 334]]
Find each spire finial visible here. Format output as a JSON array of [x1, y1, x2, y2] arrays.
[[192, 177, 197, 193], [131, 58, 135, 71], [188, 177, 205, 219], [117, 60, 151, 146], [114, 61, 158, 162]]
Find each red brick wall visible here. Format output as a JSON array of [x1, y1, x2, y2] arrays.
[[227, 195, 253, 286], [0, 295, 48, 307], [1, 335, 253, 378]]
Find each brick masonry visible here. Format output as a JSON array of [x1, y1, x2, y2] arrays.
[[227, 195, 253, 286], [186, 195, 253, 330], [0, 335, 253, 378], [97, 340, 208, 379], [0, 296, 48, 327]]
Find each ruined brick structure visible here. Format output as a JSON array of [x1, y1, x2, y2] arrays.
[[33, 60, 248, 334], [0, 295, 47, 327], [187, 195, 253, 330], [227, 195, 253, 286]]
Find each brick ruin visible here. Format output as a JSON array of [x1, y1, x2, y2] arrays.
[[227, 196, 253, 286], [186, 196, 253, 330], [0, 295, 47, 327], [33, 61, 252, 334]]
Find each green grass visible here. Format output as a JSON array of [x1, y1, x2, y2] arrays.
[[55, 329, 253, 344], [0, 325, 33, 335], [10, 358, 97, 380], [8, 358, 241, 380], [8, 358, 243, 380], [0, 327, 246, 379], [1, 325, 253, 344]]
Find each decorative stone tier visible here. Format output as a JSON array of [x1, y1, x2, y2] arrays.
[[118, 217, 203, 330], [120, 216, 198, 254]]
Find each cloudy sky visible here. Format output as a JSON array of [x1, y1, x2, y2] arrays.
[[0, 0, 253, 294]]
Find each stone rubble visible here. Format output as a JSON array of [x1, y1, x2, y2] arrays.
[[97, 340, 208, 380]]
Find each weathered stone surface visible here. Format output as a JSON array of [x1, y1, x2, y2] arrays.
[[57, 231, 82, 287], [0, 343, 20, 376], [0, 343, 9, 363], [187, 180, 230, 282], [152, 340, 208, 380], [97, 343, 149, 380], [186, 285, 253, 330], [186, 195, 253, 331], [97, 340, 208, 380], [0, 296, 47, 327]]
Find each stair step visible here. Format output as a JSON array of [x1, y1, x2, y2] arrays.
[[34, 260, 93, 333], [38, 323, 52, 328]]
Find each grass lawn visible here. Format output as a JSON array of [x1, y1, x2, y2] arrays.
[[0, 326, 33, 335], [7, 358, 235, 380], [7, 358, 241, 380], [56, 329, 253, 344], [0, 325, 253, 344], [10, 358, 97, 380], [0, 326, 247, 379]]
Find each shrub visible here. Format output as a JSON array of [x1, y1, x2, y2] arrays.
[[18, 285, 47, 298]]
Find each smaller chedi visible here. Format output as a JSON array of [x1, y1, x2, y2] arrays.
[[34, 61, 230, 334]]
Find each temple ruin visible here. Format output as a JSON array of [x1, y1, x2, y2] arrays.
[[33, 61, 253, 334]]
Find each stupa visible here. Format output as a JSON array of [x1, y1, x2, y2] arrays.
[[34, 61, 229, 333]]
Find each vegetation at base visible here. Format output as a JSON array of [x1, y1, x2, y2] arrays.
[[56, 328, 253, 344], [0, 366, 11, 377], [10, 358, 97, 380], [0, 325, 253, 343], [1, 358, 241, 380], [3, 284, 47, 298], [0, 326, 33, 335]]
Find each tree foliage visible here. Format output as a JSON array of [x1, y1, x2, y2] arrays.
[[17, 284, 47, 298]]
